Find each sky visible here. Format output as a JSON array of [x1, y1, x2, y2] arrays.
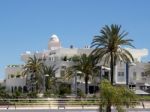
[[0, 0, 150, 78]]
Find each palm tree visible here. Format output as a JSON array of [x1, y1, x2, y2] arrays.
[[65, 54, 98, 95], [23, 55, 43, 93], [91, 24, 134, 85], [99, 80, 138, 112], [42, 65, 58, 92]]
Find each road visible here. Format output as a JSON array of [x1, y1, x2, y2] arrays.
[[0, 101, 150, 112], [0, 109, 98, 112], [0, 108, 150, 112]]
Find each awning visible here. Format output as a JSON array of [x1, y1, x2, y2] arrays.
[[134, 89, 149, 95], [144, 83, 150, 86]]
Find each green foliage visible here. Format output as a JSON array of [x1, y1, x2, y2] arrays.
[[99, 80, 138, 112], [11, 74, 15, 78], [12, 90, 21, 99], [27, 92, 38, 98], [58, 83, 71, 97], [91, 24, 134, 84], [42, 65, 58, 92], [0, 85, 9, 99], [61, 56, 68, 61], [65, 54, 99, 95], [44, 91, 51, 97], [16, 74, 21, 78], [140, 96, 150, 101], [77, 88, 85, 98], [23, 55, 43, 93], [71, 55, 80, 62]]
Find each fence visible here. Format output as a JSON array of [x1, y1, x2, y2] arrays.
[[0, 98, 99, 109], [0, 98, 149, 110]]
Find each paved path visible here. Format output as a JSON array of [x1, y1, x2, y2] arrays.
[[0, 101, 150, 112]]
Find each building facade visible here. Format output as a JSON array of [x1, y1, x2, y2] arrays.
[[3, 34, 150, 94]]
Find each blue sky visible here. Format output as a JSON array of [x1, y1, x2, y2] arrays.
[[0, 0, 150, 78]]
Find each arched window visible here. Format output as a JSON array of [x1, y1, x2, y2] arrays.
[[23, 86, 27, 93], [18, 86, 22, 92], [14, 86, 17, 92], [11, 87, 14, 93]]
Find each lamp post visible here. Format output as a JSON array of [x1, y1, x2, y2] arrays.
[[126, 63, 129, 86], [44, 74, 49, 93], [75, 72, 77, 97], [74, 71, 82, 97], [96, 64, 102, 81]]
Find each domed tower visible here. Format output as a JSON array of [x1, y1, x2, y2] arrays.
[[48, 34, 61, 50]]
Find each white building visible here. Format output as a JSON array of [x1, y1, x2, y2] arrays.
[[3, 34, 150, 93]]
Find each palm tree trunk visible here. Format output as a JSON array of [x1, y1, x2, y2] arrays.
[[93, 84, 95, 94], [106, 100, 112, 112], [85, 76, 89, 94], [106, 104, 111, 112], [110, 52, 114, 85]]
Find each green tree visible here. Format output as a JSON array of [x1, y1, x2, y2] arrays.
[[100, 80, 138, 112], [91, 24, 134, 85], [58, 83, 71, 97], [42, 65, 58, 92], [23, 55, 43, 93], [65, 54, 98, 95]]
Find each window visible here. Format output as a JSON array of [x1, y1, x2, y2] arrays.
[[11, 87, 14, 93], [8, 75, 10, 79], [142, 78, 146, 81], [60, 70, 65, 77], [118, 72, 124, 77], [117, 72, 125, 82], [141, 72, 147, 77], [61, 66, 66, 69], [49, 57, 54, 61]]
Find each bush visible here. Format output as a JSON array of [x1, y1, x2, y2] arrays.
[[77, 88, 85, 98], [59, 83, 71, 97], [27, 92, 38, 98]]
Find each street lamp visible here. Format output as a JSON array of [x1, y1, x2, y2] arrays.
[[74, 71, 82, 97], [43, 74, 49, 93], [96, 64, 103, 81]]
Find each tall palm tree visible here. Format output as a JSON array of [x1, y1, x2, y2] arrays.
[[42, 65, 58, 92], [67, 54, 98, 95], [91, 24, 134, 85], [23, 55, 43, 93]]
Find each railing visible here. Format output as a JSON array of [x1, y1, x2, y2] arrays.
[[0, 98, 99, 109], [0, 98, 149, 110]]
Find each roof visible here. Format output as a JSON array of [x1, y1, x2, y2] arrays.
[[134, 89, 149, 95]]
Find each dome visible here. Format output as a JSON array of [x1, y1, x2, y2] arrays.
[[48, 34, 61, 50], [50, 34, 59, 42]]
